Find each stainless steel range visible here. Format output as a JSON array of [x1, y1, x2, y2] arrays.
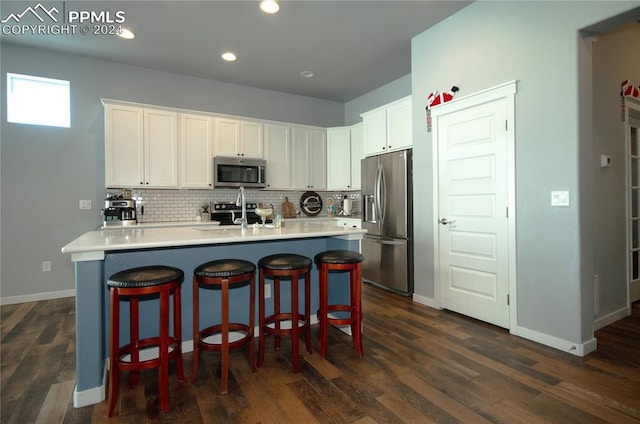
[[210, 201, 272, 226]]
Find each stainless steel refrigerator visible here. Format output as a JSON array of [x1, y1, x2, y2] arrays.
[[361, 149, 413, 295]]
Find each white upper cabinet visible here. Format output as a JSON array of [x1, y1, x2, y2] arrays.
[[326, 127, 353, 190], [264, 123, 291, 190], [361, 95, 412, 157], [179, 113, 213, 188], [326, 123, 363, 191], [104, 102, 178, 188], [105, 104, 144, 188], [214, 117, 263, 158], [144, 109, 179, 187], [291, 126, 326, 191], [350, 123, 363, 190]]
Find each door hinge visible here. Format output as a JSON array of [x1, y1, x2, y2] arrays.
[[505, 120, 508, 131], [507, 294, 510, 305], [506, 207, 508, 218]]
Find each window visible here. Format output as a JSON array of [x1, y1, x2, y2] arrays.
[[6, 73, 70, 128]]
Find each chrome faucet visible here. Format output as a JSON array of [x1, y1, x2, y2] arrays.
[[234, 186, 247, 229]]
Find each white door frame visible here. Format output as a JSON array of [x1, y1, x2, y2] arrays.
[[625, 97, 640, 307], [431, 80, 518, 331]]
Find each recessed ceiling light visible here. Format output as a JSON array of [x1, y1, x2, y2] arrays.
[[300, 71, 314, 78], [259, 0, 279, 14], [221, 52, 237, 62], [118, 28, 135, 39]]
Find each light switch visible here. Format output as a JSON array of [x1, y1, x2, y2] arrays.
[[551, 190, 570, 207], [79, 200, 92, 210]]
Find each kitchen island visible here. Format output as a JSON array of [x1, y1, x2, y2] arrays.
[[62, 221, 366, 408]]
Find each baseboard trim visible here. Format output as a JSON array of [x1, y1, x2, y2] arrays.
[[1, 289, 75, 306], [412, 293, 440, 309], [74, 360, 107, 408], [594, 306, 630, 331], [512, 325, 597, 357]]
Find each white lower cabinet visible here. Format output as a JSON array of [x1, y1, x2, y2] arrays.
[[104, 102, 178, 188], [179, 113, 213, 188], [264, 123, 291, 190], [336, 218, 362, 228], [291, 126, 326, 191]]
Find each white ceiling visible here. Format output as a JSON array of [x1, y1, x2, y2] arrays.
[[0, 1, 472, 102]]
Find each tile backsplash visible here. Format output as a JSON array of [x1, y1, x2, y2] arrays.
[[108, 188, 361, 223]]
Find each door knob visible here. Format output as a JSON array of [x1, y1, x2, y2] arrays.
[[439, 218, 456, 226]]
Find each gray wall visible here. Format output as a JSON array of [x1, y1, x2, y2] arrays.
[[344, 74, 412, 125], [411, 1, 639, 347], [0, 42, 344, 302], [592, 23, 640, 320]]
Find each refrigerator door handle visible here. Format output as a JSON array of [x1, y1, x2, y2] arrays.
[[380, 164, 387, 223], [380, 239, 405, 246]]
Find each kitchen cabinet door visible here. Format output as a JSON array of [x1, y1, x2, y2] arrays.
[[350, 123, 363, 190], [264, 123, 291, 190], [214, 118, 263, 158], [105, 104, 178, 188], [307, 128, 327, 190], [362, 107, 387, 156], [326, 127, 352, 190], [361, 95, 412, 157], [105, 104, 144, 187], [291, 126, 326, 190], [180, 113, 213, 188], [144, 109, 178, 187], [240, 121, 264, 158], [214, 117, 240, 157], [386, 96, 412, 152]]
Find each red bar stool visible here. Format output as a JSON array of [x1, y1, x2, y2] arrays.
[[191, 259, 256, 394], [315, 250, 365, 358], [107, 265, 185, 417], [257, 254, 312, 373]]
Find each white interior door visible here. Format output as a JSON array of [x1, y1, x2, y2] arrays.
[[435, 91, 512, 329], [627, 110, 640, 303]]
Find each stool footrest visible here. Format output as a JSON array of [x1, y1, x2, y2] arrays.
[[263, 313, 310, 337], [319, 305, 357, 326], [197, 323, 253, 352], [116, 337, 181, 373]]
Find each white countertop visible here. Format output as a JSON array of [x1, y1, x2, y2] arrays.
[[63, 221, 366, 260], [101, 215, 361, 230]]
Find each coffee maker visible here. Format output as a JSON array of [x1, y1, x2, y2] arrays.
[[103, 197, 137, 226]]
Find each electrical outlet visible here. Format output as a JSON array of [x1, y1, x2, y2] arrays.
[[264, 284, 271, 299], [79, 200, 92, 210], [42, 261, 52, 272]]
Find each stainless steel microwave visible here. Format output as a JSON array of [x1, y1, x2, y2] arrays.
[[213, 156, 267, 188]]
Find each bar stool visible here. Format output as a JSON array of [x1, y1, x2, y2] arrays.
[[257, 254, 312, 373], [315, 250, 365, 358], [107, 265, 185, 417], [191, 259, 256, 394]]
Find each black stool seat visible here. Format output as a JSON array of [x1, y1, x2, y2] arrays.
[[314, 250, 364, 265], [194, 259, 256, 278], [108, 265, 184, 288], [259, 254, 312, 270]]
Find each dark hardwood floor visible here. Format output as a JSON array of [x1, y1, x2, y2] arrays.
[[2, 284, 639, 423]]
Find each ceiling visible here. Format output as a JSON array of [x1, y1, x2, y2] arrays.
[[0, 1, 472, 102]]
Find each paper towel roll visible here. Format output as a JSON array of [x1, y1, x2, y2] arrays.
[[343, 198, 352, 215]]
